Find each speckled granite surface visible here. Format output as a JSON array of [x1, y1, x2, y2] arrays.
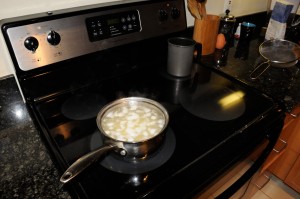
[[0, 75, 70, 199], [202, 40, 300, 112]]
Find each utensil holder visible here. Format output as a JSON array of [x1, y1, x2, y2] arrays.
[[193, 15, 220, 55]]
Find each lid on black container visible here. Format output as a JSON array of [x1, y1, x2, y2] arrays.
[[220, 9, 236, 22]]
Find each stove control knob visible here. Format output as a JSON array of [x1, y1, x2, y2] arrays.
[[47, 30, 61, 46], [158, 9, 168, 21], [171, 8, 180, 19], [24, 36, 39, 52]]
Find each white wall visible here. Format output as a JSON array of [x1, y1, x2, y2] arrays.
[[186, 0, 272, 27], [0, 0, 288, 78]]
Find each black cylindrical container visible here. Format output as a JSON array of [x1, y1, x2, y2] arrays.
[[214, 10, 236, 67], [234, 22, 256, 60]]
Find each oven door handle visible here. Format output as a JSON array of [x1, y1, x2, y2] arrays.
[[214, 136, 277, 199]]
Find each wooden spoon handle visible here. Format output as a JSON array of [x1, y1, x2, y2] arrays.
[[200, 1, 207, 19], [188, 0, 201, 19]]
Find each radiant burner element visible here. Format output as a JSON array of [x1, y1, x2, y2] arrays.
[[61, 93, 106, 120], [90, 128, 176, 174], [181, 84, 246, 121]]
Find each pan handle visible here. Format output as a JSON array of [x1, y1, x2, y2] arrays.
[[60, 144, 118, 184], [250, 60, 271, 80]]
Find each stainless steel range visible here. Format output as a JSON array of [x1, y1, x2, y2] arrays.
[[1, 0, 285, 198]]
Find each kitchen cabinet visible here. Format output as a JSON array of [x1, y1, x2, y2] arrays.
[[239, 106, 300, 197], [285, 155, 300, 192], [261, 105, 300, 193]]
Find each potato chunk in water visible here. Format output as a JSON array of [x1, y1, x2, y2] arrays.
[[101, 101, 166, 142]]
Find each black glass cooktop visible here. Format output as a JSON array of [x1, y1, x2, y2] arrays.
[[33, 63, 278, 198]]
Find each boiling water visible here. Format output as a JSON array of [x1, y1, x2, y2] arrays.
[[101, 102, 166, 142]]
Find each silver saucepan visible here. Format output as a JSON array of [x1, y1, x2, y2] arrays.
[[60, 97, 169, 184], [250, 39, 300, 80]]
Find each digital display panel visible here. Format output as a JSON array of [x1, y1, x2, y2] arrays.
[[86, 10, 140, 42], [107, 18, 120, 26]]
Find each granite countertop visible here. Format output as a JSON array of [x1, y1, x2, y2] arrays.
[[1, 39, 299, 198], [0, 76, 71, 198], [201, 39, 300, 112]]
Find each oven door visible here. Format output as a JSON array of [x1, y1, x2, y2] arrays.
[[194, 117, 283, 199]]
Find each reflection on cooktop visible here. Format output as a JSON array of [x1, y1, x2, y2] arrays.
[[61, 93, 106, 120], [90, 128, 176, 174], [181, 83, 246, 121]]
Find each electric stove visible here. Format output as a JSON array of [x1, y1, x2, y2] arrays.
[[1, 0, 285, 198]]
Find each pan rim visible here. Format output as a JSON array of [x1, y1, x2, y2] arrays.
[[96, 97, 169, 143]]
